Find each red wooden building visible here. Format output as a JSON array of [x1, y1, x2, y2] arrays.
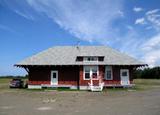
[[15, 46, 146, 90]]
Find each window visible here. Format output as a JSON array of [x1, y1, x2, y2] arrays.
[[53, 73, 57, 78], [76, 56, 83, 61], [122, 71, 127, 76], [83, 66, 98, 80], [84, 67, 90, 79], [98, 57, 104, 61], [105, 66, 113, 80], [84, 57, 98, 62], [92, 67, 98, 79], [121, 70, 129, 77]]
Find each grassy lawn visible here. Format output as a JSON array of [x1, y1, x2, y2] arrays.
[[0, 78, 12, 84], [132, 79, 160, 90], [0, 78, 12, 92], [133, 79, 160, 85]]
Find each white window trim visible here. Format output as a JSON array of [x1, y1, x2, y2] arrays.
[[105, 66, 113, 80], [83, 57, 98, 62], [83, 66, 99, 80], [120, 69, 129, 77]]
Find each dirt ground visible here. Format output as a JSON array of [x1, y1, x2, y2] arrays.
[[0, 86, 160, 115]]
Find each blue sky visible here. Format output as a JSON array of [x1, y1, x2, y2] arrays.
[[0, 0, 160, 75]]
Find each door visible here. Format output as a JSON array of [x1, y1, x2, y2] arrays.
[[51, 71, 58, 85], [120, 69, 130, 85]]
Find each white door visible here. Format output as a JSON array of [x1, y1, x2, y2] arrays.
[[51, 71, 58, 85], [120, 69, 130, 85]]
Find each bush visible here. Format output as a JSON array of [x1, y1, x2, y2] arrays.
[[134, 66, 160, 79]]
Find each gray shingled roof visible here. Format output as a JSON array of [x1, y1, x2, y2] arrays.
[[16, 46, 146, 66]]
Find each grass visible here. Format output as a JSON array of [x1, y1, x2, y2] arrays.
[[133, 79, 160, 85], [0, 77, 27, 84], [132, 79, 160, 90], [0, 78, 12, 91], [0, 78, 12, 84]]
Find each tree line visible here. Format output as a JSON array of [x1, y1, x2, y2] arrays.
[[134, 66, 160, 79], [0, 75, 28, 78]]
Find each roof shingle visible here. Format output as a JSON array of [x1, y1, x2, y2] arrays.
[[16, 46, 146, 66]]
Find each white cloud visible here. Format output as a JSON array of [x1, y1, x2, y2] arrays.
[[26, 0, 123, 42], [141, 34, 160, 67], [146, 9, 160, 15], [135, 9, 160, 31], [14, 10, 34, 20], [133, 7, 143, 12], [146, 11, 160, 31], [135, 18, 146, 24]]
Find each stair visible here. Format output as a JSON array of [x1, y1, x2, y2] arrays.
[[88, 75, 104, 92], [88, 83, 104, 92]]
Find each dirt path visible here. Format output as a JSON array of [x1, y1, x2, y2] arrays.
[[0, 88, 160, 115]]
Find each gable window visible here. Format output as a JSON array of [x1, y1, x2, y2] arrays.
[[76, 56, 83, 61], [105, 66, 113, 80], [83, 66, 98, 80], [98, 57, 104, 61], [84, 57, 98, 62]]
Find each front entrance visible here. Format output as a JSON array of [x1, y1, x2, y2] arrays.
[[120, 69, 130, 85], [51, 71, 58, 85]]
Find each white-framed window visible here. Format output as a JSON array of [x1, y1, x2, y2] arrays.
[[105, 66, 113, 80], [83, 66, 99, 80], [83, 57, 98, 62], [120, 69, 129, 77], [84, 66, 90, 80]]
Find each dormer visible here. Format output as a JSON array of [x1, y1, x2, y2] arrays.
[[76, 56, 104, 62]]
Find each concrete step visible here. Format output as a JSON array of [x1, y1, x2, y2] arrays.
[[90, 86, 103, 91]]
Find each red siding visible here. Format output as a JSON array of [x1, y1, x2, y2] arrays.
[[79, 65, 134, 86], [58, 66, 79, 85], [28, 65, 135, 86], [29, 67, 50, 85], [104, 66, 134, 85], [79, 65, 104, 86], [28, 66, 79, 86]]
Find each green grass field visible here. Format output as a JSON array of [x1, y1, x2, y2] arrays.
[[133, 79, 160, 85], [0, 78, 12, 84]]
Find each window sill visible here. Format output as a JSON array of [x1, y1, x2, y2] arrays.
[[105, 79, 113, 80], [84, 78, 99, 80], [84, 79, 90, 80]]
